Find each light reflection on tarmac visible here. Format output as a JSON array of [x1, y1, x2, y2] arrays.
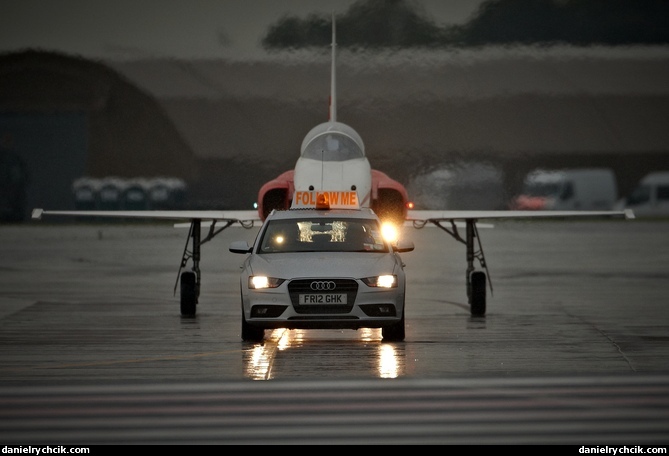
[[243, 328, 404, 380]]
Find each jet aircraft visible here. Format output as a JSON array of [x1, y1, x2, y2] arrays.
[[31, 17, 634, 319]]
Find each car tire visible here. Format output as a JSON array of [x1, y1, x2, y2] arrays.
[[240, 292, 264, 342], [382, 311, 405, 342], [241, 313, 265, 342]]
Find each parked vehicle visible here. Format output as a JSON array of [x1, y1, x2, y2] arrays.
[[510, 168, 618, 211], [615, 171, 669, 217]]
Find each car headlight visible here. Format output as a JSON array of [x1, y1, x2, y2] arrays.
[[248, 276, 285, 289], [362, 275, 397, 288]]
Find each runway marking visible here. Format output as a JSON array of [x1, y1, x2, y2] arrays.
[[1, 375, 668, 444]]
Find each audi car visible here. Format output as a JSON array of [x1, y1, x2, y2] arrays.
[[229, 207, 414, 342]]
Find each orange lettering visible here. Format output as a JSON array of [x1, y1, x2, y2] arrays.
[[329, 191, 339, 205]]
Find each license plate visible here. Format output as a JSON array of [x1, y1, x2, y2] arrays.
[[299, 293, 347, 304]]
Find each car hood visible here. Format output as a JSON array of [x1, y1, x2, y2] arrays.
[[247, 252, 402, 279]]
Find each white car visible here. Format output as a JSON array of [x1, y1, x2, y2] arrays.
[[229, 207, 414, 342]]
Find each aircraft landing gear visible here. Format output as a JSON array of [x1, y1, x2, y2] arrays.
[[174, 218, 237, 317], [175, 220, 202, 317], [426, 218, 492, 317], [465, 220, 488, 317]]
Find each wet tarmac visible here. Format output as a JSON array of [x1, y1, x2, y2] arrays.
[[0, 219, 668, 444]]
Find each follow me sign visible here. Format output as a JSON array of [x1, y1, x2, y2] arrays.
[[292, 191, 360, 209]]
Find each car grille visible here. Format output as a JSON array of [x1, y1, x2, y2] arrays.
[[287, 278, 358, 314]]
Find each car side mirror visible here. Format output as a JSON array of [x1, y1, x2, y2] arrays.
[[393, 239, 414, 253], [229, 241, 252, 254]]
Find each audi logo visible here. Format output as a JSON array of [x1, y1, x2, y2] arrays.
[[310, 281, 336, 291]]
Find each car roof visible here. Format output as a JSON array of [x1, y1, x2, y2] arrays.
[[266, 208, 379, 221]]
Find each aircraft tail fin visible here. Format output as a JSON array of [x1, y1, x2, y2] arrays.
[[329, 13, 337, 122]]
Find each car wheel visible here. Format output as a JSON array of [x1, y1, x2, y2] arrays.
[[180, 271, 197, 317], [382, 311, 405, 342], [470, 271, 486, 317], [240, 291, 264, 342], [241, 313, 265, 342]]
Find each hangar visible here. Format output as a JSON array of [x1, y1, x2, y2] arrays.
[[0, 50, 195, 220]]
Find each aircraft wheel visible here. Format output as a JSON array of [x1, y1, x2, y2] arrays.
[[382, 310, 406, 342], [470, 271, 486, 317], [180, 271, 197, 317]]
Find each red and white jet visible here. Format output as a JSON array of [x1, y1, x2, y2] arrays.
[[32, 16, 634, 318]]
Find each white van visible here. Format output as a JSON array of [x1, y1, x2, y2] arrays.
[[509, 168, 618, 211], [616, 171, 669, 217]]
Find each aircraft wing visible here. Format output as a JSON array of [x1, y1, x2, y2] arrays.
[[31, 208, 261, 225], [406, 208, 635, 225]]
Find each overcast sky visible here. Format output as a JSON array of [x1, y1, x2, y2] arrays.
[[0, 0, 485, 60]]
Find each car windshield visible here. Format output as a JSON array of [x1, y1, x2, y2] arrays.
[[258, 217, 388, 253]]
